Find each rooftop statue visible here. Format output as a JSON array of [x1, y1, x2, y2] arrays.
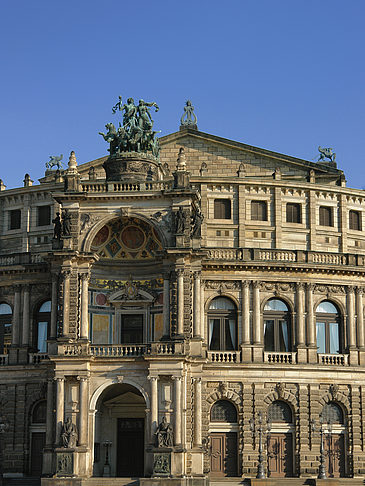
[[46, 154, 63, 170], [318, 146, 336, 163], [100, 96, 160, 158], [180, 100, 197, 129]]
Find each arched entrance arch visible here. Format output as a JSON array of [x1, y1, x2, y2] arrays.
[[92, 382, 147, 478]]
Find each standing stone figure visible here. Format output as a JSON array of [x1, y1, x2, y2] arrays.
[[61, 418, 78, 448], [52, 212, 62, 240], [175, 207, 186, 234], [155, 416, 173, 448], [62, 209, 71, 237], [180, 100, 197, 128], [191, 206, 204, 237]]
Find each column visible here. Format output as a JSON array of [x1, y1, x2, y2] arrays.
[[55, 377, 65, 446], [193, 271, 201, 338], [78, 375, 89, 446], [45, 378, 54, 447], [80, 273, 90, 340], [242, 280, 250, 345], [296, 283, 305, 347], [50, 273, 58, 339], [174, 376, 182, 445], [12, 285, 21, 346], [200, 280, 205, 341], [306, 284, 315, 347], [21, 285, 30, 346], [347, 286, 356, 348], [193, 378, 202, 447], [149, 376, 158, 440], [177, 270, 184, 336], [62, 270, 71, 337], [253, 281, 261, 344], [163, 275, 170, 338], [357, 287, 364, 349]]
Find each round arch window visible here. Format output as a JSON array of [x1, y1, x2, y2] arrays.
[[321, 402, 344, 425], [264, 299, 291, 352], [35, 301, 51, 353], [316, 300, 341, 354], [210, 400, 237, 423], [32, 400, 47, 424], [208, 297, 237, 351], [0, 303, 12, 354], [268, 400, 293, 423]]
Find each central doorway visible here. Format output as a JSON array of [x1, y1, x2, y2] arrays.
[[117, 418, 144, 476], [94, 383, 146, 478]]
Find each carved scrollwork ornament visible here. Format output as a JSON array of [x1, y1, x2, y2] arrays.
[[356, 286, 365, 295], [276, 382, 285, 398], [218, 381, 228, 397]]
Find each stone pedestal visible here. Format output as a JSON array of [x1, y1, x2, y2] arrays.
[[153, 450, 171, 477], [54, 448, 90, 479]]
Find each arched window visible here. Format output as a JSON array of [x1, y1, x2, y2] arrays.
[[321, 402, 344, 425], [32, 400, 46, 424], [268, 400, 293, 423], [35, 301, 51, 353], [208, 297, 237, 351], [0, 303, 12, 354], [210, 400, 237, 423], [264, 299, 291, 352], [316, 301, 340, 354]]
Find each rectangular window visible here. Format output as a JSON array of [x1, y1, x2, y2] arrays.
[[214, 199, 231, 219], [349, 210, 361, 231], [37, 206, 51, 226], [286, 203, 301, 223], [121, 314, 143, 343], [319, 206, 333, 227], [251, 201, 268, 221], [9, 209, 21, 230]]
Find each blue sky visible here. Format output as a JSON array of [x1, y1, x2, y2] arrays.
[[0, 0, 364, 189]]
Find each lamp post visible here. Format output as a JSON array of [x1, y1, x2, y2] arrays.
[[249, 412, 272, 479], [0, 416, 9, 486], [102, 440, 112, 477], [311, 415, 327, 480]]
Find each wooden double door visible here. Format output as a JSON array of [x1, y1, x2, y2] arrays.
[[267, 433, 293, 477], [210, 432, 237, 477], [117, 418, 144, 477], [325, 433, 345, 478]]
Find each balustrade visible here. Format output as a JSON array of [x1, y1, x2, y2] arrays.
[[0, 354, 8, 366], [264, 352, 296, 364], [318, 353, 349, 366], [29, 353, 49, 364], [207, 350, 241, 363]]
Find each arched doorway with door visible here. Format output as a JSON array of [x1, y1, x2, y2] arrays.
[[209, 400, 238, 477], [267, 400, 294, 478], [29, 400, 46, 478], [321, 401, 346, 478], [93, 383, 147, 478]]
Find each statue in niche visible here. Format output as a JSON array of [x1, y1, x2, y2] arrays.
[[62, 209, 72, 237], [61, 417, 78, 448], [175, 207, 186, 234], [155, 416, 173, 448], [191, 206, 204, 237], [52, 212, 62, 240]]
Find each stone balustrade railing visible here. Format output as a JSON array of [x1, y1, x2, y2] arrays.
[[0, 253, 46, 266], [90, 344, 148, 357], [264, 351, 297, 364], [29, 353, 49, 364], [81, 180, 172, 193], [205, 248, 364, 267], [0, 354, 8, 366], [318, 353, 349, 366], [207, 351, 242, 363]]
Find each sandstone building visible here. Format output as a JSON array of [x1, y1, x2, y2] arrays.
[[0, 104, 365, 485]]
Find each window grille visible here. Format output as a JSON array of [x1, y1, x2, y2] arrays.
[[210, 400, 237, 422], [321, 402, 344, 424], [268, 401, 293, 423]]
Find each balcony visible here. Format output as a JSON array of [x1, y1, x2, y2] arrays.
[[318, 353, 349, 366], [29, 353, 50, 364], [90, 344, 149, 357], [81, 180, 173, 193], [264, 351, 297, 364], [207, 351, 242, 363]]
